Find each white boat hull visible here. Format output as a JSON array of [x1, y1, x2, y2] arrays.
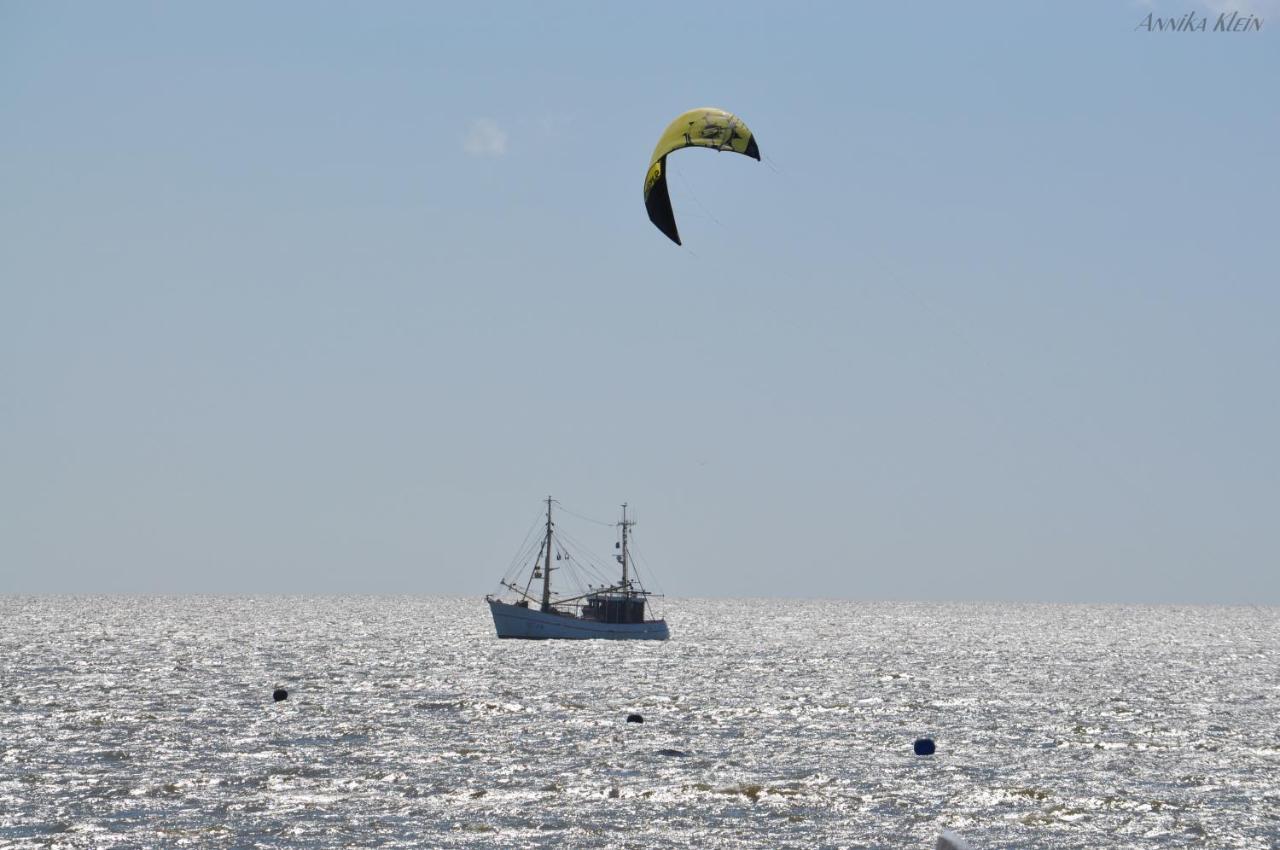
[[488, 598, 669, 640]]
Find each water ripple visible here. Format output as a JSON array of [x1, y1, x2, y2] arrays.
[[1, 597, 1276, 848]]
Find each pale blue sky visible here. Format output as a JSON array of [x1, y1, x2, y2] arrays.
[[2, 1, 1277, 601]]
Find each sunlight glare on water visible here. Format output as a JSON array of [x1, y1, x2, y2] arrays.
[[1, 597, 1277, 848]]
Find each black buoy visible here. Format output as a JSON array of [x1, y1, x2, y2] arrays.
[[626, 713, 644, 724], [273, 688, 288, 702], [913, 737, 935, 756]]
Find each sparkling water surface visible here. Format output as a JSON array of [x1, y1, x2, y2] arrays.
[[2, 597, 1277, 849]]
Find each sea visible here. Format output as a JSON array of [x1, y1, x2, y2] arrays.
[[1, 596, 1277, 849]]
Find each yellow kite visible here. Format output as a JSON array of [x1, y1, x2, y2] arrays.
[[643, 107, 760, 245]]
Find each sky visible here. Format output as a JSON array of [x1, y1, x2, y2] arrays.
[[2, 1, 1277, 602]]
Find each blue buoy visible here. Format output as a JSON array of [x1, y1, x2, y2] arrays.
[[273, 688, 288, 702], [914, 737, 935, 756]]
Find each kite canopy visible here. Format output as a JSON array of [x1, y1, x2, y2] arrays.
[[643, 107, 760, 245]]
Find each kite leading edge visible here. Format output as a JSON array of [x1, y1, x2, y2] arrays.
[[643, 107, 760, 245]]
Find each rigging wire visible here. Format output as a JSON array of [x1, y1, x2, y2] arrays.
[[553, 502, 616, 528], [629, 546, 667, 598], [494, 500, 668, 608], [501, 507, 547, 579], [549, 526, 616, 588], [502, 531, 545, 583]]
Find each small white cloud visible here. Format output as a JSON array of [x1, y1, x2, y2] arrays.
[[463, 119, 508, 157]]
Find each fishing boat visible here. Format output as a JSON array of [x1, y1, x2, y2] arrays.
[[486, 498, 669, 640]]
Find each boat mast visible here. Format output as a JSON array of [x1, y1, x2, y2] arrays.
[[619, 502, 633, 591], [541, 496, 554, 612]]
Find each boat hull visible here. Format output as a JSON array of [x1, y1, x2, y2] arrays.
[[487, 598, 669, 640]]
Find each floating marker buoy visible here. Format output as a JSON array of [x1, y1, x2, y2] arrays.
[[657, 748, 687, 757], [273, 688, 288, 702], [914, 737, 935, 755], [626, 713, 644, 724]]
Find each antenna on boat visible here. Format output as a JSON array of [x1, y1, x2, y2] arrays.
[[541, 496, 554, 612]]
